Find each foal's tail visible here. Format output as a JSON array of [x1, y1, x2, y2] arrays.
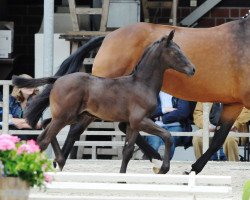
[[12, 75, 59, 88], [23, 36, 105, 128]]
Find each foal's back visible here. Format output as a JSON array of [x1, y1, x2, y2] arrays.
[[50, 72, 156, 122]]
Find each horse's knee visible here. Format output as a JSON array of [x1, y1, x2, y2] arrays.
[[162, 133, 172, 145]]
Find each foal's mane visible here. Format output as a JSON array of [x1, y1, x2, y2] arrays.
[[131, 40, 161, 74]]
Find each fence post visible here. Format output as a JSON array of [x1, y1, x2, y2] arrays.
[[202, 103, 210, 153], [2, 83, 9, 134]]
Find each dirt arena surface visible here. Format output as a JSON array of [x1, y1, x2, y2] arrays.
[[62, 159, 250, 199]]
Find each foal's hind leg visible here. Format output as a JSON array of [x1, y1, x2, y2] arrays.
[[37, 119, 66, 151], [61, 114, 95, 161], [137, 118, 172, 174], [120, 123, 139, 173], [51, 138, 66, 170], [41, 118, 66, 170]]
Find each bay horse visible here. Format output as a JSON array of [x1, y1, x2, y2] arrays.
[[13, 31, 195, 173], [14, 13, 250, 174]]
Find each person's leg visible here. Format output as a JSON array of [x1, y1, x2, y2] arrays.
[[144, 136, 162, 152], [219, 147, 227, 161], [192, 136, 203, 160], [223, 136, 239, 161], [210, 150, 218, 161]]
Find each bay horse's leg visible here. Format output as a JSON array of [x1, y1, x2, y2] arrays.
[[137, 118, 172, 174], [37, 119, 66, 151], [120, 123, 139, 173], [191, 103, 243, 174], [118, 122, 162, 161], [61, 115, 94, 161]]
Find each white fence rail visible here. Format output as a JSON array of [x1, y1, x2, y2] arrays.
[[29, 172, 232, 200]]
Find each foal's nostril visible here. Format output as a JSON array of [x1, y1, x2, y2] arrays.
[[192, 68, 196, 74]]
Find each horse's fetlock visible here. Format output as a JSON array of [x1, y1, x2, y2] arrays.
[[158, 165, 170, 174]]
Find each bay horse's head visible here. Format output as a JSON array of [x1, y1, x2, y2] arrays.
[[159, 30, 196, 76]]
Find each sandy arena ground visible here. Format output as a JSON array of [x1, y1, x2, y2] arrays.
[[58, 159, 250, 200]]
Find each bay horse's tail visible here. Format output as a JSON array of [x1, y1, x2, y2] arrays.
[[12, 75, 59, 88], [23, 36, 105, 128]]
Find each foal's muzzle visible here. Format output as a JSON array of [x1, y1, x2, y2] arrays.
[[186, 65, 196, 76]]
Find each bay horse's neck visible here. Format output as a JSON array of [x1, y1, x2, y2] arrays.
[[132, 44, 167, 93]]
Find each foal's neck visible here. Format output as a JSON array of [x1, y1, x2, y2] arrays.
[[133, 47, 167, 93]]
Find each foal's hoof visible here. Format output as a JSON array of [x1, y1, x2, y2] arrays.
[[158, 166, 170, 174], [153, 165, 169, 174], [58, 163, 65, 171], [53, 159, 65, 171], [152, 159, 163, 174], [153, 166, 160, 174]]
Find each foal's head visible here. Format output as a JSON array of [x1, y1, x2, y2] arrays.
[[158, 30, 195, 76]]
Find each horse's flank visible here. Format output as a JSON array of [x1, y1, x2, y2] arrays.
[[92, 19, 250, 106]]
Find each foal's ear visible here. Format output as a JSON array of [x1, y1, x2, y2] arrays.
[[166, 30, 175, 46]]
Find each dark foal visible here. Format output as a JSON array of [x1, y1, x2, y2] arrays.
[[13, 31, 195, 173]]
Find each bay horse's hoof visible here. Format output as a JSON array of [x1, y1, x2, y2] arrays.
[[183, 170, 190, 175], [183, 169, 196, 175]]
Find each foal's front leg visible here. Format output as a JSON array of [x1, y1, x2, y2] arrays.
[[138, 118, 172, 174], [120, 123, 139, 173]]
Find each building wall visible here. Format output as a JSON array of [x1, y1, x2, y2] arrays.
[[148, 0, 250, 27], [4, 0, 250, 77], [0, 0, 7, 20], [5, 0, 61, 76]]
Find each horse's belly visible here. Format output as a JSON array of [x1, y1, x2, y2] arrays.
[[86, 102, 129, 122], [87, 110, 127, 122]]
